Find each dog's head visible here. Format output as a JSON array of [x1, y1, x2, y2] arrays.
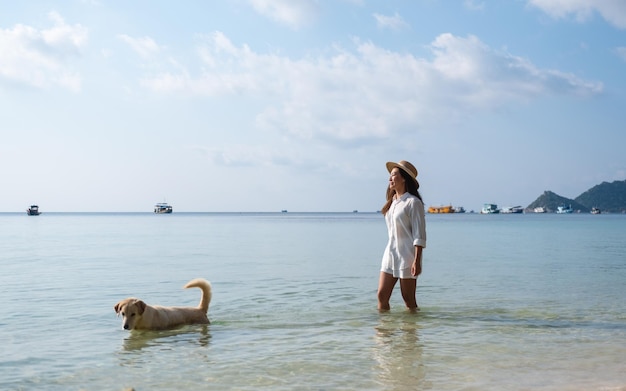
[[114, 298, 147, 330]]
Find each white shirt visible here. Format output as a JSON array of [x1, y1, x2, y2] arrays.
[[381, 192, 427, 278]]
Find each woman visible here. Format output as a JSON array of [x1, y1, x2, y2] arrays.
[[378, 160, 426, 312]]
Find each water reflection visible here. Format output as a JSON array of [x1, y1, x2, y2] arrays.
[[120, 324, 211, 352], [372, 312, 427, 390]]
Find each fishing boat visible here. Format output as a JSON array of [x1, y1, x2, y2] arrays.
[[26, 205, 41, 215], [428, 205, 455, 214], [591, 207, 601, 214], [481, 204, 500, 214], [454, 206, 466, 213], [556, 204, 573, 214], [501, 206, 524, 214], [154, 203, 173, 214]]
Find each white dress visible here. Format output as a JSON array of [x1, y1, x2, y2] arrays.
[[381, 192, 427, 279]]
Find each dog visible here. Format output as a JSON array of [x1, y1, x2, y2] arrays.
[[114, 278, 212, 330]]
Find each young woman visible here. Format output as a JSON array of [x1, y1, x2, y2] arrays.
[[378, 160, 426, 312]]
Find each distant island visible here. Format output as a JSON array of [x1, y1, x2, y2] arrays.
[[526, 180, 626, 213]]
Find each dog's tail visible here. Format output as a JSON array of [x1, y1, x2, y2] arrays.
[[184, 278, 212, 313]]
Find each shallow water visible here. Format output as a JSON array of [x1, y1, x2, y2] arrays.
[[1, 212, 625, 390]]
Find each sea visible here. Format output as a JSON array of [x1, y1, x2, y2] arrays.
[[0, 212, 625, 391]]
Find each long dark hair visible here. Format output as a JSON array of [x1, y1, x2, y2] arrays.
[[381, 169, 422, 215]]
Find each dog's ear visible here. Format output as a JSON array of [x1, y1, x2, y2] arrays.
[[114, 299, 131, 315], [135, 300, 147, 315]]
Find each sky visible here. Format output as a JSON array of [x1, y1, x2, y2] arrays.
[[1, 0, 625, 212]]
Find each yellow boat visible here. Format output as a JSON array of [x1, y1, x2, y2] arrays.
[[428, 205, 455, 214]]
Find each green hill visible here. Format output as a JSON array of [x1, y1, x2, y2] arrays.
[[575, 180, 626, 213], [526, 191, 588, 213], [526, 180, 626, 213]]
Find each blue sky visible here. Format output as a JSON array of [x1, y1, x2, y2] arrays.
[[1, 0, 625, 212]]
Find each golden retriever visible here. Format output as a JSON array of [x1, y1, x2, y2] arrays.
[[114, 278, 211, 330]]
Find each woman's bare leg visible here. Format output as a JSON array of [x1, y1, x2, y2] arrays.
[[399, 278, 418, 311], [377, 272, 397, 311]]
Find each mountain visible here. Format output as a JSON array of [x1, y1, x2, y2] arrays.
[[575, 180, 626, 213], [526, 191, 588, 213], [526, 180, 626, 213]]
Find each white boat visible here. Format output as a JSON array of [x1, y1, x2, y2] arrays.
[[481, 203, 499, 214], [501, 206, 524, 214], [533, 207, 546, 213], [591, 207, 601, 214], [454, 206, 466, 213], [26, 205, 41, 216], [556, 204, 573, 214], [154, 203, 173, 214]]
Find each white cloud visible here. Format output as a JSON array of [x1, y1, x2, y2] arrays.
[[136, 32, 602, 156], [0, 11, 87, 91], [464, 0, 486, 11], [373, 12, 409, 31], [190, 143, 303, 168], [118, 34, 161, 58], [44, 11, 88, 49], [528, 0, 626, 29], [616, 46, 626, 62], [430, 33, 602, 98], [248, 0, 319, 29]]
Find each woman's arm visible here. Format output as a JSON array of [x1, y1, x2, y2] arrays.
[[411, 245, 423, 277]]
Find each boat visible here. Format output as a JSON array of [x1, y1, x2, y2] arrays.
[[428, 205, 455, 214], [481, 203, 499, 214], [501, 206, 524, 214], [533, 207, 546, 213], [154, 203, 173, 214], [591, 207, 601, 214], [26, 205, 41, 216], [454, 206, 466, 213], [556, 204, 573, 214]]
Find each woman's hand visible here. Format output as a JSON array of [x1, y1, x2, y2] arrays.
[[412, 246, 423, 276], [411, 259, 422, 277]]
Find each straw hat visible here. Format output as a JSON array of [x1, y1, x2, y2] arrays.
[[386, 160, 419, 188]]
